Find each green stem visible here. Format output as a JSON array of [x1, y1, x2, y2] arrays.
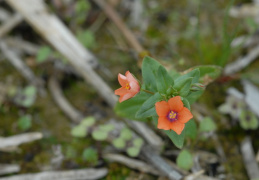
[[142, 89, 155, 95]]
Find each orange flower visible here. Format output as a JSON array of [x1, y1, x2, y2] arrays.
[[155, 96, 193, 135], [115, 71, 140, 103]]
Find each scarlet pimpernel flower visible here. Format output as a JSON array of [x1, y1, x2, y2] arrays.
[[155, 96, 193, 135], [115, 71, 140, 103]]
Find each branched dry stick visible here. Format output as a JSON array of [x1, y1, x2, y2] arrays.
[[93, 0, 145, 53], [0, 13, 23, 38], [0, 168, 108, 180]]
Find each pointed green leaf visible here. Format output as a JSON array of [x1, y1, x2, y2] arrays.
[[115, 92, 152, 121], [185, 119, 197, 140], [135, 92, 162, 119], [174, 77, 193, 97], [185, 90, 204, 105], [152, 117, 185, 148], [176, 149, 193, 170], [142, 56, 161, 91], [165, 129, 185, 148], [176, 69, 200, 84], [195, 65, 222, 84], [156, 66, 174, 94]]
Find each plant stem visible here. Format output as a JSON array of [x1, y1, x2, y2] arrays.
[[142, 89, 154, 95]]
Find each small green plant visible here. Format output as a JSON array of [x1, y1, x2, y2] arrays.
[[18, 114, 32, 131], [14, 85, 37, 107], [82, 147, 98, 165], [176, 149, 193, 171], [36, 46, 52, 63], [115, 56, 221, 148]]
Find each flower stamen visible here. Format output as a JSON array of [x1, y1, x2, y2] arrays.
[[125, 83, 131, 90], [167, 110, 178, 122]]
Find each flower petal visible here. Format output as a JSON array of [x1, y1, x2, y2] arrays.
[[130, 81, 140, 93], [168, 96, 184, 112], [126, 71, 138, 83], [170, 121, 185, 135], [119, 92, 135, 102], [157, 116, 171, 130], [115, 87, 128, 96], [155, 101, 170, 116], [118, 73, 128, 86], [177, 107, 193, 124]]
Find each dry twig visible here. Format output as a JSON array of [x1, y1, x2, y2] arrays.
[[0, 132, 43, 150], [241, 137, 259, 179], [0, 168, 108, 180], [0, 164, 20, 176]]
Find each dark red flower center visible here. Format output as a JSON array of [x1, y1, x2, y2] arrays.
[[167, 110, 178, 122]]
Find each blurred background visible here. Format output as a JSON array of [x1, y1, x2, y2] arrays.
[[0, 0, 259, 179]]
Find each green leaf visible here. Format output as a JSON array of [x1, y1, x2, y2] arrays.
[[115, 92, 151, 121], [185, 90, 204, 105], [195, 65, 222, 84], [112, 138, 126, 149], [199, 117, 217, 132], [120, 128, 132, 140], [133, 138, 144, 147], [174, 77, 193, 97], [156, 66, 174, 94], [142, 56, 161, 91], [36, 46, 52, 63], [135, 92, 162, 119], [176, 149, 193, 170], [77, 30, 95, 48], [165, 129, 185, 148], [185, 119, 197, 140], [18, 115, 32, 131], [126, 147, 141, 157], [153, 117, 185, 148], [175, 69, 200, 84], [71, 125, 87, 138], [81, 117, 95, 127], [75, 0, 90, 13], [182, 98, 191, 110], [82, 148, 98, 164], [92, 130, 108, 141]]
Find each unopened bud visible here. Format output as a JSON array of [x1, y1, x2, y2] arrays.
[[190, 83, 205, 91]]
